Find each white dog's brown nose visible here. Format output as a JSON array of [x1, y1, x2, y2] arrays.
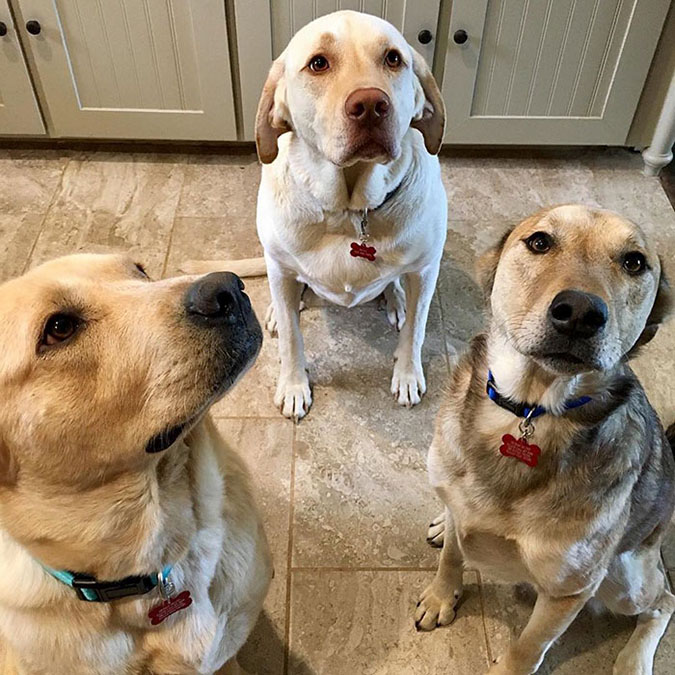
[[345, 88, 391, 125]]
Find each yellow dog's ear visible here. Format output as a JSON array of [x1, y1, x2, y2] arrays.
[[255, 56, 292, 164], [630, 262, 673, 353], [410, 48, 445, 155]]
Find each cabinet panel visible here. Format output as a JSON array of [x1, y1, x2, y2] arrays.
[[443, 0, 671, 145], [236, 0, 441, 140], [0, 0, 44, 135], [15, 0, 236, 140]]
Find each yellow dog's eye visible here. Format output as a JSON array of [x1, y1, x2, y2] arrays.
[[43, 313, 79, 347], [308, 55, 329, 73], [525, 231, 553, 254], [622, 251, 647, 275], [385, 49, 402, 68]]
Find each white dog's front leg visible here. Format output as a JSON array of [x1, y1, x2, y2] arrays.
[[391, 262, 439, 407], [267, 263, 312, 421]]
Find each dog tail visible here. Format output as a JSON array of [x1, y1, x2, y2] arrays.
[[177, 257, 268, 278], [667, 423, 675, 456]]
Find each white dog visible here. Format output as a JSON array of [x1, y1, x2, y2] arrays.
[[184, 11, 447, 421]]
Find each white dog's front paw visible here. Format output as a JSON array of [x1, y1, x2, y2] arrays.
[[427, 512, 446, 548], [391, 360, 426, 407], [382, 281, 406, 331], [414, 578, 462, 631], [275, 374, 312, 422]]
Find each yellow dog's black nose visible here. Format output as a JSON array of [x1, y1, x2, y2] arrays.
[[549, 289, 608, 339], [185, 272, 248, 326]]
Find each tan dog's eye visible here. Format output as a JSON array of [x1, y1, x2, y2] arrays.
[[525, 231, 553, 254], [622, 251, 647, 275], [308, 55, 329, 73], [385, 49, 402, 68], [42, 313, 80, 348]]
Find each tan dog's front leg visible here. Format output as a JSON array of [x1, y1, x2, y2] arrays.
[[391, 262, 439, 407], [267, 261, 311, 421], [489, 589, 592, 675], [415, 509, 464, 630]]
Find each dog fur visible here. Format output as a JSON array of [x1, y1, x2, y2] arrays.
[[0, 254, 272, 674], [181, 10, 447, 420], [418, 205, 675, 674]]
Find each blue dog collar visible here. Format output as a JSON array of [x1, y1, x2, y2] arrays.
[[486, 370, 592, 419], [42, 564, 173, 602]]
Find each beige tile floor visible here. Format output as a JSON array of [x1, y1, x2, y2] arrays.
[[1, 147, 674, 674]]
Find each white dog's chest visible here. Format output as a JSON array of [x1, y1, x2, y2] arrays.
[[273, 211, 419, 308]]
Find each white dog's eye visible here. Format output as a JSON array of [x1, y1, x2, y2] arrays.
[[384, 49, 402, 68], [308, 55, 329, 73]]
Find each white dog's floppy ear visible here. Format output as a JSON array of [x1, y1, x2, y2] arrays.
[[255, 56, 292, 164], [410, 48, 445, 155]]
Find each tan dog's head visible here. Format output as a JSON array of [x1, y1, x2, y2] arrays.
[[478, 205, 672, 374], [255, 10, 445, 166], [0, 254, 261, 510]]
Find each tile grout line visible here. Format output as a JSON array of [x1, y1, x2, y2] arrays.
[[475, 570, 494, 667], [160, 163, 189, 279], [22, 156, 72, 274], [282, 420, 297, 675]]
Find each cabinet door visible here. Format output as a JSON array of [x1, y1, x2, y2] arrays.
[[442, 0, 671, 145], [236, 0, 441, 140], [0, 0, 44, 135], [15, 0, 236, 140]]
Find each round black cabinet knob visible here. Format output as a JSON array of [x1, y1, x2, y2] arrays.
[[417, 29, 433, 45], [453, 29, 468, 45], [0, 22, 7, 37], [26, 20, 41, 35]]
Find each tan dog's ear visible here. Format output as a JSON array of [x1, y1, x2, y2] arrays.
[[255, 57, 292, 164], [476, 229, 514, 300], [630, 262, 673, 352], [410, 48, 445, 155]]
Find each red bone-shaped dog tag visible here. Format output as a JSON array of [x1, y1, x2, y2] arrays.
[[350, 241, 377, 261], [499, 434, 541, 468], [148, 590, 192, 625]]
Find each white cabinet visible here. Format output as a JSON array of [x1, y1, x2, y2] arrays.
[[0, 0, 44, 135], [442, 0, 672, 145], [235, 0, 442, 140], [14, 0, 237, 140]]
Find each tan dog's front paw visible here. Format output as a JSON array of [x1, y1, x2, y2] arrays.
[[275, 375, 312, 422], [391, 360, 426, 407], [414, 579, 462, 631]]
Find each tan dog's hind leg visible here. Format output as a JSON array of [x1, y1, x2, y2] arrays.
[[415, 509, 464, 631], [488, 590, 592, 675], [599, 547, 675, 675], [613, 589, 675, 675]]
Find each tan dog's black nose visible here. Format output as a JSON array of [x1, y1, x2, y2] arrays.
[[185, 272, 248, 326], [549, 290, 608, 338], [345, 88, 391, 125]]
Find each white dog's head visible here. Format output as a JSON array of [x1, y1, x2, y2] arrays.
[[255, 11, 445, 166]]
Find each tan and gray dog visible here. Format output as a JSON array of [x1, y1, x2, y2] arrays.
[[418, 205, 674, 674]]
